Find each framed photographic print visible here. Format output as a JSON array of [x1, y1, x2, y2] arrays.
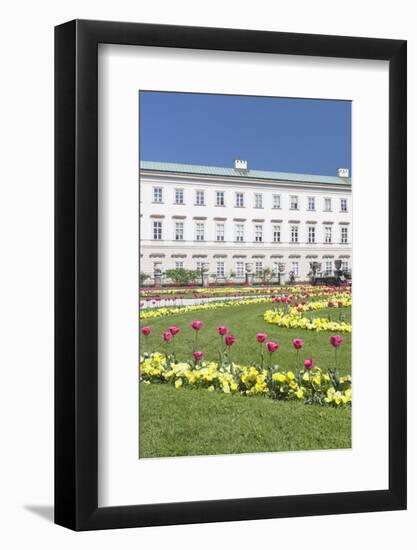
[[55, 20, 407, 530]]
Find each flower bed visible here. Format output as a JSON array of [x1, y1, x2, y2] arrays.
[[263, 294, 352, 333], [140, 353, 351, 407]]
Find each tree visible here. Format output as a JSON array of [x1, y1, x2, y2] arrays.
[[164, 268, 198, 286], [139, 271, 150, 286]]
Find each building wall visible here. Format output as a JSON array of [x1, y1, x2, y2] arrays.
[[140, 169, 352, 282]]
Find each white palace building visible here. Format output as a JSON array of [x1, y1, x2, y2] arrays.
[[140, 160, 352, 284]]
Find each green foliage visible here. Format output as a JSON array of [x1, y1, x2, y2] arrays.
[[139, 271, 150, 286], [165, 268, 199, 285]]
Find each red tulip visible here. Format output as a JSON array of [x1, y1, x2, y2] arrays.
[[304, 358, 314, 370], [169, 326, 180, 336], [191, 320, 203, 331], [193, 351, 203, 361], [256, 332, 267, 343], [330, 335, 343, 347], [217, 325, 228, 336], [162, 331, 173, 342], [141, 326, 151, 336], [266, 341, 279, 353], [225, 334, 235, 346], [293, 338, 303, 349]]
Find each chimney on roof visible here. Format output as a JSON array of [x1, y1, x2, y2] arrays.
[[234, 159, 248, 171], [337, 168, 349, 178]]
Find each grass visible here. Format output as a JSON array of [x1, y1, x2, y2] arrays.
[[139, 383, 351, 458], [140, 302, 351, 376]]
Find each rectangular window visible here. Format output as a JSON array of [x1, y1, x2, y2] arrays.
[[290, 195, 299, 210], [341, 198, 348, 212], [174, 221, 184, 241], [195, 222, 205, 241], [273, 225, 281, 243], [195, 261, 204, 272], [324, 197, 332, 212], [216, 191, 225, 206], [195, 190, 205, 205], [254, 193, 263, 208], [235, 223, 244, 242], [235, 261, 244, 278], [273, 194, 281, 209], [255, 261, 263, 275], [324, 226, 332, 244], [308, 196, 315, 211], [291, 261, 299, 276], [175, 261, 184, 269], [175, 188, 184, 204], [216, 262, 225, 277], [235, 192, 244, 207], [325, 261, 332, 275], [153, 220, 162, 240], [308, 226, 316, 244], [216, 223, 225, 241], [153, 187, 163, 203], [342, 260, 349, 271], [341, 226, 348, 244], [291, 225, 299, 243], [255, 224, 263, 242]]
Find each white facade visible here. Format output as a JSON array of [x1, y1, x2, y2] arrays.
[[140, 161, 352, 283]]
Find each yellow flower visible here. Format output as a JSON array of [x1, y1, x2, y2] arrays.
[[296, 389, 304, 399], [286, 372, 295, 381], [272, 373, 286, 383], [208, 385, 215, 392], [175, 378, 183, 389]]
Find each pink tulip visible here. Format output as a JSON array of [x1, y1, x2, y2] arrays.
[[293, 338, 303, 350], [193, 351, 203, 361], [225, 334, 235, 346], [162, 331, 173, 342], [256, 332, 267, 343], [304, 358, 314, 370], [297, 306, 303, 313], [330, 335, 343, 347], [141, 326, 151, 336], [266, 341, 279, 353], [169, 326, 180, 336], [217, 325, 228, 336], [191, 320, 203, 331]]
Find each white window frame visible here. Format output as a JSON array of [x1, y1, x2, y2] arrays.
[[341, 226, 348, 244], [324, 197, 332, 212], [341, 198, 348, 212], [290, 195, 299, 210], [291, 224, 299, 243], [255, 261, 263, 275], [153, 187, 163, 203], [308, 196, 315, 211], [153, 220, 162, 240], [235, 261, 244, 278], [254, 193, 263, 209], [235, 223, 244, 242], [216, 191, 225, 206], [195, 222, 205, 241], [273, 224, 281, 243], [273, 194, 281, 209], [291, 261, 299, 276], [216, 261, 225, 277], [216, 223, 225, 242], [174, 221, 184, 241], [308, 225, 316, 244], [175, 261, 184, 269], [324, 225, 332, 244], [235, 192, 244, 208], [174, 188, 184, 205], [195, 190, 205, 206], [325, 260, 332, 275], [254, 224, 263, 242]]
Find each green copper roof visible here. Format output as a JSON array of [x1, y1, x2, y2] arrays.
[[140, 161, 351, 186]]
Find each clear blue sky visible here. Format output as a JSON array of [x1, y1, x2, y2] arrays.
[[139, 91, 351, 176]]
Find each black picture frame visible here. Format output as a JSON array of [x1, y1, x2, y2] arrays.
[[55, 19, 407, 531]]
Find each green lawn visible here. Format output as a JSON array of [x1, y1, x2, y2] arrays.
[[140, 383, 351, 458], [140, 302, 351, 376]]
